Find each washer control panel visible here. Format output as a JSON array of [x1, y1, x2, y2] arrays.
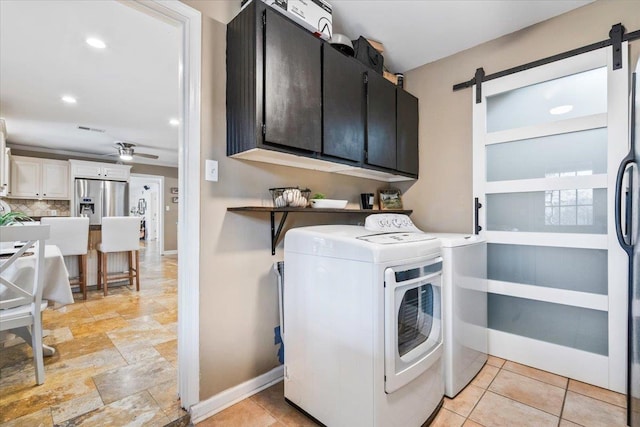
[[364, 214, 422, 233]]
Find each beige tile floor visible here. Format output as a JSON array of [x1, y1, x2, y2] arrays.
[[198, 356, 627, 427], [0, 241, 184, 426], [2, 242, 629, 427]]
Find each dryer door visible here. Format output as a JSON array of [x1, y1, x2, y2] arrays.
[[384, 257, 443, 394]]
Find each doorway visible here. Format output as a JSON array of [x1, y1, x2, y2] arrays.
[[130, 174, 165, 253]]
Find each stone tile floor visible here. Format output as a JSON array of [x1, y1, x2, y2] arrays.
[[198, 356, 627, 427], [0, 241, 183, 426]]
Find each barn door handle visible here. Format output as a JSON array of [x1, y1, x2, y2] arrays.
[[474, 197, 483, 235]]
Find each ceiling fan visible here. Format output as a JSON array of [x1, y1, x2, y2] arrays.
[[109, 141, 159, 161]]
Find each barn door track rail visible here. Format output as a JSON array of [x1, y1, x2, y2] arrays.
[[453, 23, 640, 103]]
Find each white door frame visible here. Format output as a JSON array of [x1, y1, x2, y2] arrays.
[[130, 173, 165, 253], [133, 0, 201, 410]]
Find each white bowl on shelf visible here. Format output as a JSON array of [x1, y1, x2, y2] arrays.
[[310, 199, 348, 209]]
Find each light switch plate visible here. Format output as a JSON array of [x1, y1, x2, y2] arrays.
[[205, 159, 218, 182]]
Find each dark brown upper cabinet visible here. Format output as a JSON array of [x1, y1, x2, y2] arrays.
[[264, 9, 322, 152], [366, 71, 397, 170], [322, 45, 366, 163], [226, 1, 419, 181], [396, 89, 419, 176], [226, 2, 321, 156]]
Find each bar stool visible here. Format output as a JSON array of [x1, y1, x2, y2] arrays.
[[40, 217, 90, 300], [97, 216, 141, 296]]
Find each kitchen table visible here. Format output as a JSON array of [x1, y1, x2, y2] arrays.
[[1, 244, 74, 355]]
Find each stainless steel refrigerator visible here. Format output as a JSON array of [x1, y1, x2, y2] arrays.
[[74, 178, 129, 225], [616, 58, 640, 427]]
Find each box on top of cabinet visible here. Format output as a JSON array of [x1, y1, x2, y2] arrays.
[[241, 0, 332, 40]]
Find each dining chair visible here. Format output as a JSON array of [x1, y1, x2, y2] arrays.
[[0, 224, 50, 385], [96, 216, 141, 296], [40, 217, 90, 300]]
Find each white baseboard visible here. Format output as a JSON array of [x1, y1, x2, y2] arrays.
[[162, 250, 178, 255], [190, 366, 284, 424]]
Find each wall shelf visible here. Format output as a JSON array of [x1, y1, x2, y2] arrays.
[[227, 206, 413, 255]]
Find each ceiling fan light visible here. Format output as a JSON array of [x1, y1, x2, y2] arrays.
[[119, 147, 134, 161]]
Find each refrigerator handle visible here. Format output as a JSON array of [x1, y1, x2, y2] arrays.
[[615, 156, 635, 256], [617, 72, 637, 256]]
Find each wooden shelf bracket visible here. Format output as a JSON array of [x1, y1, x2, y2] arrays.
[[270, 210, 289, 255]]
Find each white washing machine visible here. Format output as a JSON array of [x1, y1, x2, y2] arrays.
[[430, 233, 488, 398], [283, 215, 444, 427]]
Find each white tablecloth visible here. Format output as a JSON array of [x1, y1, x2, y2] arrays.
[[0, 245, 74, 306]]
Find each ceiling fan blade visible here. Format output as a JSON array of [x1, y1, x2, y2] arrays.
[[134, 152, 159, 159]]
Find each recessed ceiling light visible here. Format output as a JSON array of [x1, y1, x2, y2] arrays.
[[61, 95, 77, 104], [86, 37, 107, 49], [169, 118, 180, 126], [549, 105, 573, 115]]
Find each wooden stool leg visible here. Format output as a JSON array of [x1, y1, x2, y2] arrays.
[[103, 252, 109, 297], [135, 250, 140, 291], [79, 254, 88, 300], [97, 251, 102, 290], [128, 251, 134, 288]]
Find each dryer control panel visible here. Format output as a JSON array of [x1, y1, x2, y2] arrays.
[[364, 214, 422, 233]]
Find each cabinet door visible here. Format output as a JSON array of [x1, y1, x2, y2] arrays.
[[0, 148, 9, 197], [41, 160, 69, 199], [264, 8, 321, 152], [396, 89, 419, 176], [366, 71, 397, 170], [102, 166, 129, 181], [72, 163, 102, 179], [322, 45, 365, 162], [10, 156, 41, 198], [0, 127, 8, 196]]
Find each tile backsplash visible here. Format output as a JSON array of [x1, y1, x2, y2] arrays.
[[3, 198, 70, 217]]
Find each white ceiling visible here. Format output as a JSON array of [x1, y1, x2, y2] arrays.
[[331, 0, 593, 72], [0, 0, 180, 167], [0, 0, 593, 168]]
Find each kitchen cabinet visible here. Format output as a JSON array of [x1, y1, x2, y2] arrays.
[[69, 160, 131, 181], [227, 1, 419, 182], [323, 44, 365, 163], [9, 156, 69, 200], [0, 120, 9, 197]]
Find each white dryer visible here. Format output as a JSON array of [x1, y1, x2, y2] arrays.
[[430, 233, 488, 398], [283, 217, 444, 427]]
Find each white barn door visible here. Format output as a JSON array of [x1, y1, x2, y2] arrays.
[[473, 44, 629, 392]]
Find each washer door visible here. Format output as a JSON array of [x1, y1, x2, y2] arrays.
[[384, 258, 443, 394]]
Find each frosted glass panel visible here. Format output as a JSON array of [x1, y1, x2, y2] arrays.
[[486, 128, 607, 182], [487, 67, 607, 133], [488, 244, 607, 294], [488, 294, 608, 355], [486, 189, 607, 234]]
